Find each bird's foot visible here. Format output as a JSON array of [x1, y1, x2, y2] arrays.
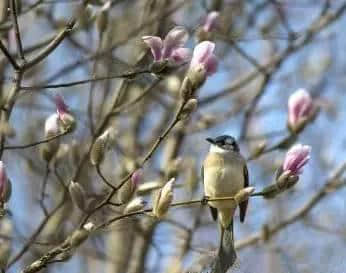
[[201, 195, 210, 206]]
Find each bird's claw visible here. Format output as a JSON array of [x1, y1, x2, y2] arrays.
[[201, 195, 210, 206]]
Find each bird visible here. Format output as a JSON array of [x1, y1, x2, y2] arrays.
[[202, 135, 249, 253]]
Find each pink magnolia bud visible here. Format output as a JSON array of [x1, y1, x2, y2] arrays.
[[202, 11, 220, 32], [131, 169, 143, 186], [54, 94, 68, 119], [0, 161, 7, 200], [283, 144, 311, 176], [288, 89, 314, 129], [118, 171, 141, 204], [142, 26, 191, 65], [54, 94, 76, 132], [190, 41, 218, 77]]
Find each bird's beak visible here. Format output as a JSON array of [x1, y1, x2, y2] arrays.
[[206, 138, 215, 144]]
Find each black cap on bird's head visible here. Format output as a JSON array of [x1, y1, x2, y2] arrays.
[[206, 135, 240, 152]]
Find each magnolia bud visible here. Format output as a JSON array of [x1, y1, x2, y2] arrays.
[[0, 162, 11, 204], [90, 129, 110, 165], [260, 169, 299, 199], [282, 144, 311, 176], [179, 98, 198, 120], [69, 222, 94, 248], [41, 139, 60, 162], [0, 1, 8, 24], [153, 178, 175, 218], [180, 77, 193, 102], [118, 175, 138, 204], [69, 181, 87, 211], [187, 65, 207, 90], [250, 141, 267, 159], [1, 180, 11, 205], [124, 197, 147, 214], [287, 89, 314, 133], [276, 170, 299, 190], [188, 41, 217, 89], [137, 181, 162, 195], [60, 113, 76, 132], [42, 114, 61, 162], [234, 187, 255, 204], [44, 113, 60, 137]]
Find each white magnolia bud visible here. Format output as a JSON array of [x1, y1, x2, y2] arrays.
[[179, 98, 198, 120], [180, 77, 193, 102], [90, 129, 111, 165], [69, 222, 94, 248], [137, 181, 162, 195], [153, 178, 175, 218], [69, 181, 87, 211], [44, 113, 60, 137], [234, 187, 255, 204], [124, 197, 147, 214]]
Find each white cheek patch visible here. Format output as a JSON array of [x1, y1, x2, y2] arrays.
[[210, 144, 229, 154]]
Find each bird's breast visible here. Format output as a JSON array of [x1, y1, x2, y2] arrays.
[[203, 152, 245, 209]]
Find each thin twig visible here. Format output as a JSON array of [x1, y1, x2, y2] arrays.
[[3, 130, 69, 150], [39, 163, 50, 216], [20, 70, 150, 90], [0, 40, 20, 70], [9, 0, 25, 62], [96, 165, 117, 191], [23, 19, 76, 70]]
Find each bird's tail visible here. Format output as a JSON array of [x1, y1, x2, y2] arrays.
[[218, 219, 233, 255]]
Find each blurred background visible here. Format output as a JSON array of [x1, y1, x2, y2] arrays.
[[0, 0, 346, 273]]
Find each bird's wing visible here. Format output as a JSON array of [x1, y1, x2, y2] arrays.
[[201, 164, 218, 221], [239, 164, 249, 222]]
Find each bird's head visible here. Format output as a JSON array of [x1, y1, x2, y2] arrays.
[[206, 135, 240, 153]]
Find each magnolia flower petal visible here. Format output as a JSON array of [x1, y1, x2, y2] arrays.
[[170, 47, 191, 64], [142, 36, 163, 61], [55, 94, 69, 117], [204, 54, 218, 75], [283, 144, 311, 175], [162, 26, 189, 59]]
